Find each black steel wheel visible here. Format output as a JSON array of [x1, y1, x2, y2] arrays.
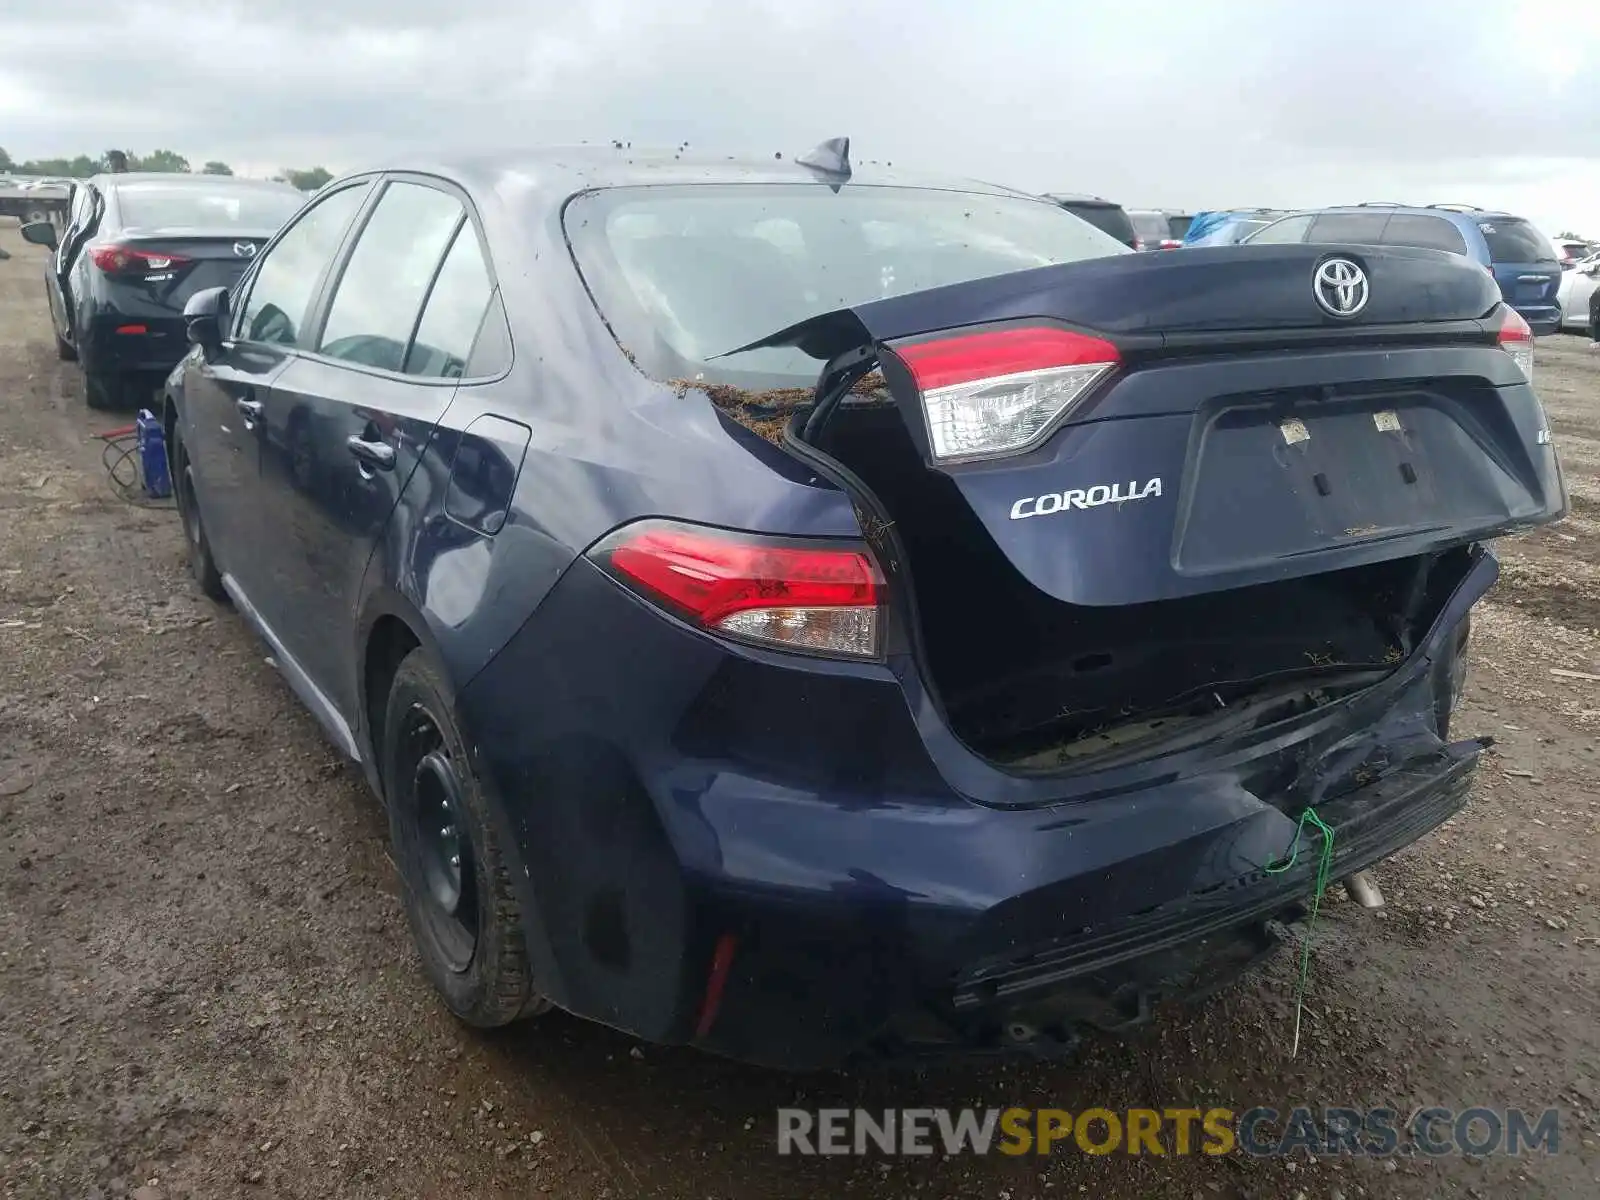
[[382, 648, 550, 1027]]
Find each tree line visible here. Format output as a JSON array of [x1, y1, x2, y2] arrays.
[[0, 147, 333, 192]]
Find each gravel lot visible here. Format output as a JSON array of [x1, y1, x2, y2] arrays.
[[1, 223, 1596, 1199]]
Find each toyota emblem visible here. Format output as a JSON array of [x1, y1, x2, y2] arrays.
[[1313, 257, 1369, 318], [233, 241, 258, 258]]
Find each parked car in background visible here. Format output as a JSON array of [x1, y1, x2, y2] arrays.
[[1553, 236, 1598, 270], [21, 172, 305, 409], [1041, 193, 1137, 249], [162, 144, 1562, 1069], [1182, 209, 1288, 247], [1127, 208, 1191, 250], [1557, 250, 1600, 333], [1246, 204, 1565, 335]]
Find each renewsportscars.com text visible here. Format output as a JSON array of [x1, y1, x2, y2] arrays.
[[775, 1106, 1562, 1158]]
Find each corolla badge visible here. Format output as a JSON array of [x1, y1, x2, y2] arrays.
[[1313, 257, 1368, 317], [1009, 478, 1162, 520]]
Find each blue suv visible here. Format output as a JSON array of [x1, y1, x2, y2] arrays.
[[1247, 204, 1564, 335]]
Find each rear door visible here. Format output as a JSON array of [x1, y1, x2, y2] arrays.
[[249, 176, 490, 720], [1477, 217, 1562, 330], [182, 181, 374, 601]]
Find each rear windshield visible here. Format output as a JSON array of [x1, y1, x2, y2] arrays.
[[1057, 202, 1136, 246], [565, 184, 1130, 387], [1166, 214, 1193, 239], [115, 182, 305, 231], [1477, 217, 1556, 264]]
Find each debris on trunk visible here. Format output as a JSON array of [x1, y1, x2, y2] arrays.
[[671, 373, 890, 445]]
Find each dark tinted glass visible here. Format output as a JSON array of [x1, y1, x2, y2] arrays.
[[1059, 202, 1137, 246], [239, 183, 371, 348], [1478, 218, 1556, 263], [406, 225, 493, 379], [318, 182, 464, 372], [116, 182, 304, 230], [1245, 214, 1314, 244], [1306, 212, 1391, 245], [1379, 214, 1469, 255]]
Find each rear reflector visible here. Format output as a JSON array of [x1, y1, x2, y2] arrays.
[[891, 326, 1119, 463], [115, 324, 148, 335], [590, 519, 884, 659], [1497, 306, 1534, 384], [89, 244, 192, 274]]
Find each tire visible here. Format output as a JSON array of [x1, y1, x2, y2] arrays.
[[83, 371, 120, 412], [169, 424, 227, 602], [382, 648, 551, 1027]]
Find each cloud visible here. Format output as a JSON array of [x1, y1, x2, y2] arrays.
[[2, 0, 1598, 231]]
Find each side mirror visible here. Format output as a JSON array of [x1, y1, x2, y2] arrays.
[[183, 286, 231, 359], [20, 221, 58, 251]]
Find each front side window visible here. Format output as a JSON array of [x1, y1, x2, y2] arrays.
[[1245, 214, 1314, 244], [317, 182, 465, 372], [238, 183, 371, 348]]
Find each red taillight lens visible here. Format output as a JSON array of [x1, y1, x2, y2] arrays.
[[889, 325, 1120, 462], [590, 520, 885, 659], [1159, 238, 1182, 250], [89, 244, 192, 274], [1497, 306, 1535, 383]]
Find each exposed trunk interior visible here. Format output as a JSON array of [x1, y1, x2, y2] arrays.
[[803, 404, 1473, 770]]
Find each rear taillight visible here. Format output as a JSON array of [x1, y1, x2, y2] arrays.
[[1497, 306, 1534, 383], [590, 519, 884, 659], [1159, 239, 1182, 250], [88, 244, 191, 274], [889, 325, 1120, 463]]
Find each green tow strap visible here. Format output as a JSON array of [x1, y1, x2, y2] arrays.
[[1263, 807, 1336, 1058]]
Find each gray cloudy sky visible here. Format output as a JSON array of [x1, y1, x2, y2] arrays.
[[3, 0, 1598, 233]]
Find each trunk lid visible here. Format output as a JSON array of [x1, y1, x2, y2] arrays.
[[100, 229, 274, 310], [759, 245, 1566, 607]]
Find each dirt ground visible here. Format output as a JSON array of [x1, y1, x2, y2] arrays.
[[0, 222, 1596, 1200]]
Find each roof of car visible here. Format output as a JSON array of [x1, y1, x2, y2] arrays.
[[1320, 203, 1521, 222], [344, 146, 1045, 205]]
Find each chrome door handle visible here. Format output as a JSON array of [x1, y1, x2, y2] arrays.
[[235, 397, 262, 429], [346, 435, 396, 472]]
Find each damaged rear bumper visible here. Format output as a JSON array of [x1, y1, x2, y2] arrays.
[[461, 547, 1493, 1071]]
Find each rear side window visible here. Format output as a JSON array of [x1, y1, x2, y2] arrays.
[[1478, 218, 1556, 264], [238, 183, 371, 348], [1378, 214, 1469, 255], [1246, 214, 1314, 244], [1306, 212, 1391, 245], [1059, 203, 1137, 246], [318, 182, 466, 372], [406, 225, 494, 379]]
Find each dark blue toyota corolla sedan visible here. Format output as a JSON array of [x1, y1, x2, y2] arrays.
[[163, 142, 1566, 1069]]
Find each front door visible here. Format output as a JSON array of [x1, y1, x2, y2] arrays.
[[251, 178, 490, 721]]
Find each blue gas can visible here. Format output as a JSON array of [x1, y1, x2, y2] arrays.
[[136, 408, 172, 499]]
